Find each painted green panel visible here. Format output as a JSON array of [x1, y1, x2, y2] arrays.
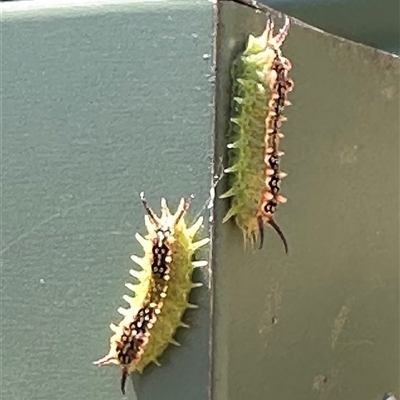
[[3, 0, 399, 399], [212, 2, 399, 400], [2, 1, 212, 400], [259, 0, 399, 54]]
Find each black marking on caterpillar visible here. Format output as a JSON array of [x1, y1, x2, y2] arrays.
[[94, 193, 209, 395], [220, 15, 293, 253]]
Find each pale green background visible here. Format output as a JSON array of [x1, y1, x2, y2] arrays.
[[2, 2, 212, 400], [212, 2, 399, 400], [2, 1, 399, 400], [263, 0, 399, 54]]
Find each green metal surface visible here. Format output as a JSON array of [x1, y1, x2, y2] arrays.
[[2, 1, 213, 400], [261, 0, 399, 54], [212, 2, 399, 400], [2, 0, 399, 399]]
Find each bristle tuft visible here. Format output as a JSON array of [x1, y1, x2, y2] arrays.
[[220, 188, 235, 199], [169, 338, 180, 346], [186, 216, 203, 238], [122, 294, 133, 304], [125, 282, 136, 291], [130, 255, 145, 268], [160, 198, 167, 208], [221, 206, 237, 223], [117, 307, 128, 316], [129, 268, 142, 279], [192, 260, 208, 268], [191, 237, 210, 251], [224, 165, 238, 173], [135, 232, 149, 248]]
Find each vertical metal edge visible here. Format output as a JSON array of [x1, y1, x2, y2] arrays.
[[210, 2, 267, 399], [209, 1, 219, 399]]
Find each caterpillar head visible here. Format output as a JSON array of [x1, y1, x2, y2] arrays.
[[139, 192, 193, 245]]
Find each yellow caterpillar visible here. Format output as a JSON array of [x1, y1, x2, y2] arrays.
[[221, 15, 293, 252], [94, 193, 209, 394]]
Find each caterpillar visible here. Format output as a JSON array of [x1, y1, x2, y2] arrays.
[[220, 15, 293, 252], [94, 192, 210, 395]]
